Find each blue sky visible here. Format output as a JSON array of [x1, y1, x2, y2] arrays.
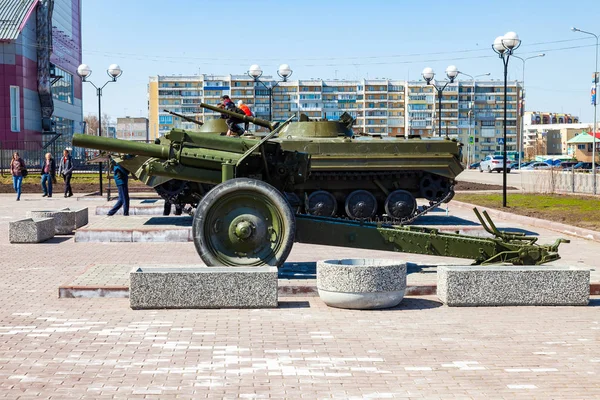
[[81, 0, 600, 123]]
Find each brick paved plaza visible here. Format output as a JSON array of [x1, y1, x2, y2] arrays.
[[1, 193, 599, 399]]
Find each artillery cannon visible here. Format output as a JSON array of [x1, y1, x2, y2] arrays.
[[73, 122, 567, 267]]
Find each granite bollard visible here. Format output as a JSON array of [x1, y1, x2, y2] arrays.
[[437, 266, 590, 306], [9, 218, 55, 243], [130, 266, 278, 309], [317, 259, 407, 309]]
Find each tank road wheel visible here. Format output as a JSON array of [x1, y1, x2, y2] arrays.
[[306, 190, 337, 217], [384, 190, 417, 220], [192, 178, 295, 267], [345, 190, 377, 220]]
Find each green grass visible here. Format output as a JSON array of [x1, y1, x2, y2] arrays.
[[455, 193, 600, 231]]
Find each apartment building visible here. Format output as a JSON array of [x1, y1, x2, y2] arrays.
[[148, 75, 520, 162]]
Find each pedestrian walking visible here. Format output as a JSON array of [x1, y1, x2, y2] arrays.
[[9, 152, 26, 201], [57, 149, 74, 197], [107, 159, 130, 216], [41, 152, 56, 197], [237, 100, 253, 132]]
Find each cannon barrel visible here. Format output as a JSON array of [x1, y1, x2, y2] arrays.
[[163, 109, 203, 126], [200, 102, 278, 131], [73, 133, 243, 169], [73, 133, 171, 159]]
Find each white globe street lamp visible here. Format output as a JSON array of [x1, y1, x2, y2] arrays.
[[248, 64, 263, 79], [248, 63, 292, 121], [76, 62, 123, 197], [422, 65, 458, 137], [492, 31, 520, 207]]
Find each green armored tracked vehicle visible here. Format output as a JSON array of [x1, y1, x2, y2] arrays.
[[91, 104, 464, 222], [200, 103, 463, 222]]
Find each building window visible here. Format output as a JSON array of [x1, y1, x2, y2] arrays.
[[10, 86, 20, 132], [51, 67, 74, 104], [54, 117, 74, 137]]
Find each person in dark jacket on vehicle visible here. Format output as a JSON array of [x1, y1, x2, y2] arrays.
[[41, 152, 56, 197], [220, 95, 245, 137], [57, 149, 74, 197], [107, 159, 130, 216]]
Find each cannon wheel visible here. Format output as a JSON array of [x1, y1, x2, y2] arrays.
[[192, 178, 295, 267]]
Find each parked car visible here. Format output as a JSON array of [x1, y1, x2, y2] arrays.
[[508, 162, 520, 170], [573, 162, 593, 171], [560, 161, 578, 170], [479, 155, 510, 173], [469, 162, 480, 169], [521, 162, 552, 170]]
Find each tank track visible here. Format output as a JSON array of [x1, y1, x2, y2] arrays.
[[295, 185, 454, 226]]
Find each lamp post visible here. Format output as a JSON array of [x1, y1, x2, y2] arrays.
[[458, 72, 490, 167], [571, 27, 598, 194], [248, 64, 293, 122], [492, 31, 521, 208], [422, 65, 459, 137], [76, 63, 123, 197], [513, 53, 545, 171]]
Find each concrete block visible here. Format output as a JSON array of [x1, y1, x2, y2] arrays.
[[69, 207, 89, 229], [27, 209, 75, 234], [27, 207, 88, 234], [130, 267, 278, 309], [437, 266, 590, 306], [9, 218, 55, 243], [317, 259, 407, 309]]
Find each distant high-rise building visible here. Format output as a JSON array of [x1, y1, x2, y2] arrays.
[[148, 75, 520, 163], [116, 117, 149, 141]]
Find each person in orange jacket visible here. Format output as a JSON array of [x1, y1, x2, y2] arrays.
[[237, 100, 253, 132]]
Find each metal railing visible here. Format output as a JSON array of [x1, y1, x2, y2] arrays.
[[0, 136, 147, 175]]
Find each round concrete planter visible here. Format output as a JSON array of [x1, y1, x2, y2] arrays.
[[317, 259, 407, 310]]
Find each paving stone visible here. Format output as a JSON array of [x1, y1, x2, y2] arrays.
[[130, 266, 278, 309], [437, 265, 590, 306], [8, 218, 55, 243], [317, 259, 407, 309]]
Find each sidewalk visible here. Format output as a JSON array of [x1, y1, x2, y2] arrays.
[[0, 193, 599, 399]]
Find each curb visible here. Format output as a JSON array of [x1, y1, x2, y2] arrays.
[[451, 200, 600, 243]]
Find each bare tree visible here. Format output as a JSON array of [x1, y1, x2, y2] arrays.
[[83, 113, 113, 137], [84, 114, 99, 135]]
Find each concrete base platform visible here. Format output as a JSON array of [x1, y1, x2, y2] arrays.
[[130, 266, 278, 309], [438, 266, 591, 306], [75, 216, 193, 242], [95, 199, 173, 216], [74, 214, 506, 243]]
